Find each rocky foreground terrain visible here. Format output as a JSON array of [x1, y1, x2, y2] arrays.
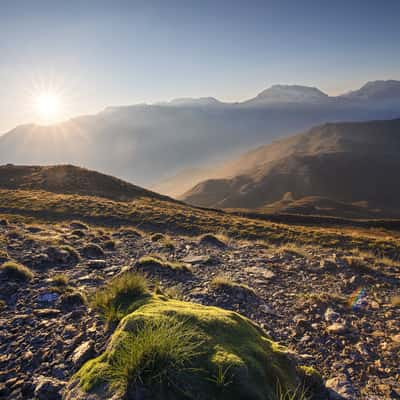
[[0, 219, 399, 399]]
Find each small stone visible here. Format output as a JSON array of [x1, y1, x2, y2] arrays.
[[244, 266, 275, 279], [38, 292, 59, 303], [87, 259, 107, 270], [326, 375, 356, 399], [355, 342, 369, 356], [62, 325, 78, 339], [52, 364, 68, 380], [34, 309, 62, 318], [295, 318, 311, 335], [391, 334, 400, 344], [34, 376, 64, 400], [182, 255, 213, 265], [81, 243, 104, 259], [60, 292, 86, 311], [325, 308, 340, 322], [369, 300, 380, 309], [71, 340, 94, 368], [259, 304, 278, 316], [320, 259, 337, 270], [327, 323, 348, 335]]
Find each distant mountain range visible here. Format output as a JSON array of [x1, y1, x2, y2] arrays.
[[1, 80, 400, 192], [181, 118, 400, 218]]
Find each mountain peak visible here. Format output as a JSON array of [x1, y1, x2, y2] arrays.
[[169, 97, 222, 106], [249, 84, 329, 104], [341, 80, 400, 100]]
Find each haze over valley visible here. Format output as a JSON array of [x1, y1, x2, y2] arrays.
[[1, 80, 400, 195]]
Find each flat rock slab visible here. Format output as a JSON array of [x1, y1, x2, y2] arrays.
[[326, 323, 349, 335], [72, 340, 95, 368], [34, 309, 62, 318], [38, 293, 60, 303], [326, 375, 356, 399], [87, 260, 107, 270], [182, 255, 213, 265], [34, 376, 65, 400], [244, 267, 275, 279]]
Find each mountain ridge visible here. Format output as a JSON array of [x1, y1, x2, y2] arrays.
[[181, 118, 400, 217], [0, 164, 173, 203], [1, 80, 400, 192]]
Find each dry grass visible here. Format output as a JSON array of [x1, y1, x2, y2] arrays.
[[276, 243, 310, 258], [137, 255, 191, 273], [163, 285, 185, 300], [0, 261, 34, 282], [0, 189, 400, 261], [297, 291, 347, 307], [342, 256, 377, 275], [391, 295, 400, 307], [211, 275, 255, 295], [51, 273, 69, 286]]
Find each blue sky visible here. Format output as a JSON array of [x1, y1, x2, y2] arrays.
[[1, 0, 399, 132]]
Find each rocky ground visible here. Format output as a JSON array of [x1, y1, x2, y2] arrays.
[[0, 220, 399, 400]]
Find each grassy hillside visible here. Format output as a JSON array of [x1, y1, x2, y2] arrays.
[[1, 188, 400, 259], [0, 164, 171, 202], [258, 196, 389, 219]]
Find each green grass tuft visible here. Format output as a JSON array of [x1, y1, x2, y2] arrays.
[[91, 272, 149, 323], [104, 316, 204, 395]]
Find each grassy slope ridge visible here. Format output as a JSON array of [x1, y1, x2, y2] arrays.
[[181, 119, 400, 215], [69, 295, 312, 400], [1, 188, 400, 259], [0, 164, 172, 202]]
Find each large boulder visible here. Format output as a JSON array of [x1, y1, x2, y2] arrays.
[[64, 295, 322, 400]]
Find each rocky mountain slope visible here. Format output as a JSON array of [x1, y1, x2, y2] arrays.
[[181, 119, 400, 217], [0, 166, 399, 398], [1, 80, 400, 192], [0, 216, 399, 399]]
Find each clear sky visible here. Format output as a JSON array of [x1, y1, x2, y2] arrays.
[[1, 0, 399, 132]]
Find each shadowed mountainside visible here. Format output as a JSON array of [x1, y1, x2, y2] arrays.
[[181, 119, 400, 217]]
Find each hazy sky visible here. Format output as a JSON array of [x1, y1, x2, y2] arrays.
[[1, 0, 399, 132]]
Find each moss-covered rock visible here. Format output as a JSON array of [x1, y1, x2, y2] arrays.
[[65, 295, 320, 400]]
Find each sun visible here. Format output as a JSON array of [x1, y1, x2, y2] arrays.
[[33, 92, 62, 122]]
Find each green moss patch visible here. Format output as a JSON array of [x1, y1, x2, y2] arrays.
[[73, 295, 318, 400]]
